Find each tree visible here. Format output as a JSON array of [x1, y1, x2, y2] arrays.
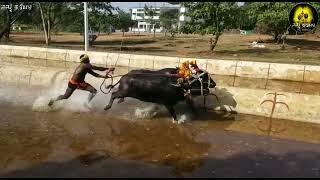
[[37, 2, 115, 46], [181, 2, 240, 52], [132, 20, 138, 34], [159, 8, 179, 37], [107, 10, 134, 51], [38, 2, 66, 45], [16, 3, 42, 30], [310, 2, 320, 32], [1, 2, 116, 45], [111, 10, 134, 37], [248, 2, 294, 42], [103, 14, 116, 35], [88, 3, 115, 36], [237, 3, 256, 30], [111, 10, 135, 37], [144, 5, 159, 40], [59, 7, 83, 33], [0, 2, 34, 41], [67, 2, 115, 46], [0, 6, 10, 41]]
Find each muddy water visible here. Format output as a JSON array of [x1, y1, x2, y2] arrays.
[[0, 84, 209, 176], [1, 58, 320, 177], [0, 84, 320, 177]]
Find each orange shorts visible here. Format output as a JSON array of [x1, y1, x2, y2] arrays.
[[69, 79, 89, 89]]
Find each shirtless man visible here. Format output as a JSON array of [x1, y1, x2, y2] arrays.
[[48, 54, 115, 106]]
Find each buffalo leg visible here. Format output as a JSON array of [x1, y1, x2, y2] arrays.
[[117, 97, 124, 104], [104, 91, 122, 110], [186, 95, 197, 113], [164, 104, 177, 122]]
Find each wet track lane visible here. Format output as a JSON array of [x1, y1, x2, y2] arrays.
[[0, 85, 320, 177]]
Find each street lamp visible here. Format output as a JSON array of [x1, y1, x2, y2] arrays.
[[84, 2, 89, 52]]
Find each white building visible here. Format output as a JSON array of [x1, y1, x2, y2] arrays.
[[129, 4, 190, 33]]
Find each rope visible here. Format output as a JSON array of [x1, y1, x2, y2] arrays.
[[199, 77, 203, 96], [100, 74, 114, 94], [100, 53, 121, 94], [203, 72, 211, 109], [189, 70, 212, 109]]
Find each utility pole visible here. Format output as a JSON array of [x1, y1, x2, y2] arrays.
[[84, 2, 89, 52]]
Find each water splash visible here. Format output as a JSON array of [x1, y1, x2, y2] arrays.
[[32, 96, 62, 112], [134, 105, 159, 119], [1, 81, 194, 124], [31, 80, 92, 113], [177, 114, 191, 124]]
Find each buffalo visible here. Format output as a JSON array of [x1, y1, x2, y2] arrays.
[[104, 68, 216, 123]]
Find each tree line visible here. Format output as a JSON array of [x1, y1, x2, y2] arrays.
[[181, 2, 320, 51], [0, 2, 319, 51]]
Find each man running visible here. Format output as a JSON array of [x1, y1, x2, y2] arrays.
[[48, 54, 115, 107]]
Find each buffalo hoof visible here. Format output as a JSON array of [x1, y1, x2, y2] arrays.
[[172, 118, 178, 124], [48, 99, 55, 106], [84, 102, 93, 110], [104, 105, 111, 110], [178, 119, 188, 124]]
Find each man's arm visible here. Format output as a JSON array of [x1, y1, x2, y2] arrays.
[[88, 69, 105, 78], [92, 65, 109, 71]]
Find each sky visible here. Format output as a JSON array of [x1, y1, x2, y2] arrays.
[[110, 2, 245, 12]]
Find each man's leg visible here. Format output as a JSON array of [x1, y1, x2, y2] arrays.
[[48, 84, 76, 106], [81, 83, 97, 103]]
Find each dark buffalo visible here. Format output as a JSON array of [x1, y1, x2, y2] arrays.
[[104, 68, 216, 123], [127, 68, 177, 75]]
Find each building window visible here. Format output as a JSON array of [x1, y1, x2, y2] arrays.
[[137, 13, 144, 17], [139, 25, 144, 28]]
